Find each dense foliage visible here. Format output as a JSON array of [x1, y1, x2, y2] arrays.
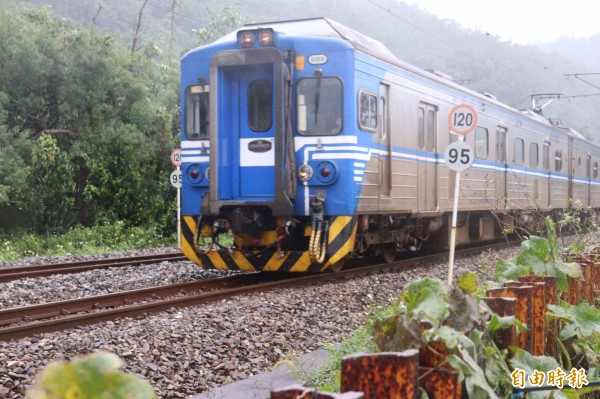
[[0, 3, 179, 235]]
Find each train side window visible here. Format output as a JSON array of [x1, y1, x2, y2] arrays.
[[514, 137, 524, 165], [297, 77, 343, 135], [418, 107, 425, 149], [496, 126, 507, 164], [555, 150, 563, 171], [358, 91, 378, 132], [594, 162, 599, 179], [530, 143, 539, 167], [474, 126, 488, 159], [543, 142, 550, 171], [248, 80, 272, 132], [185, 84, 209, 140], [426, 109, 436, 152]]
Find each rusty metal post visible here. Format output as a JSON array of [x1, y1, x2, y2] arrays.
[[592, 258, 600, 297], [486, 285, 533, 352], [481, 296, 517, 350], [419, 366, 462, 398], [507, 281, 546, 355], [270, 385, 364, 399], [566, 276, 581, 305], [519, 276, 558, 357], [341, 350, 419, 399], [585, 262, 595, 302]]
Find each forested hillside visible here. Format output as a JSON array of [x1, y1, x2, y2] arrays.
[[17, 0, 600, 141], [2, 0, 600, 236], [0, 3, 179, 233]]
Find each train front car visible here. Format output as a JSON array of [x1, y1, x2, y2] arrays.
[[180, 19, 360, 272]]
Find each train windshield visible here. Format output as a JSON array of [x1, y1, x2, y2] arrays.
[[297, 76, 342, 135], [185, 84, 209, 140]]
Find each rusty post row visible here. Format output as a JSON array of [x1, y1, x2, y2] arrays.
[[506, 281, 546, 356], [419, 366, 462, 399], [519, 276, 558, 357], [270, 384, 364, 399], [340, 350, 419, 399], [486, 285, 533, 352], [481, 296, 518, 350]]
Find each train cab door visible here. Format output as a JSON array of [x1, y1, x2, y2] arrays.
[[218, 65, 275, 201], [379, 84, 391, 205], [417, 103, 438, 212], [495, 126, 508, 208]]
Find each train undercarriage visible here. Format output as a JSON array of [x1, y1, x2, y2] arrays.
[[180, 204, 593, 272]]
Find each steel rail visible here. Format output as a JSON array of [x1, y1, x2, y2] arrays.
[[0, 252, 187, 282], [0, 241, 515, 341]]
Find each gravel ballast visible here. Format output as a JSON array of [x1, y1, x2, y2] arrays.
[[0, 245, 518, 398]]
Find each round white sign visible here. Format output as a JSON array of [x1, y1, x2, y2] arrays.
[[170, 169, 182, 188], [445, 141, 474, 172], [448, 104, 478, 136], [170, 148, 182, 167]]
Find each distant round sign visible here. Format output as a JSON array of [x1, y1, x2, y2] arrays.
[[170, 148, 182, 167], [170, 169, 182, 188], [445, 141, 474, 172], [448, 104, 478, 135]]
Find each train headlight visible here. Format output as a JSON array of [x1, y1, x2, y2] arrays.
[[240, 31, 255, 48], [258, 29, 274, 46], [298, 164, 313, 181]]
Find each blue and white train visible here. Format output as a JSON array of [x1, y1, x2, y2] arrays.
[[179, 18, 600, 272]]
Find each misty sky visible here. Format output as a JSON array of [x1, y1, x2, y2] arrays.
[[399, 0, 600, 44]]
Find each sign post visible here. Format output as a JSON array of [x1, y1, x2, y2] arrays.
[[170, 148, 183, 248], [446, 105, 477, 286]]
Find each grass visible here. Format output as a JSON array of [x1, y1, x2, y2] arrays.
[[0, 221, 177, 260], [304, 302, 403, 392]]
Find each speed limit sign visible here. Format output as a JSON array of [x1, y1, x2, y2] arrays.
[[448, 104, 478, 136], [170, 148, 182, 167], [444, 141, 474, 172], [170, 169, 182, 188]]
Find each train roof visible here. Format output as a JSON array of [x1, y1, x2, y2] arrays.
[[208, 18, 590, 142], [216, 17, 397, 59]]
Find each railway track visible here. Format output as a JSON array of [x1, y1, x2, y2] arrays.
[[0, 242, 513, 341], [0, 252, 188, 282]]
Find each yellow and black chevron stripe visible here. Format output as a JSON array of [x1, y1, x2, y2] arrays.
[[180, 215, 357, 272]]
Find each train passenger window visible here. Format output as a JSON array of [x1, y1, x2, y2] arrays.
[[555, 150, 563, 171], [185, 85, 209, 140], [358, 91, 378, 132], [474, 127, 488, 159], [418, 107, 425, 148], [594, 162, 599, 179], [530, 143, 539, 167], [514, 138, 524, 165], [297, 77, 342, 135], [543, 142, 550, 171], [426, 110, 435, 152], [248, 80, 272, 132], [496, 126, 507, 164]]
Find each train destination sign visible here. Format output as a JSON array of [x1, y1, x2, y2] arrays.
[[448, 104, 478, 136]]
